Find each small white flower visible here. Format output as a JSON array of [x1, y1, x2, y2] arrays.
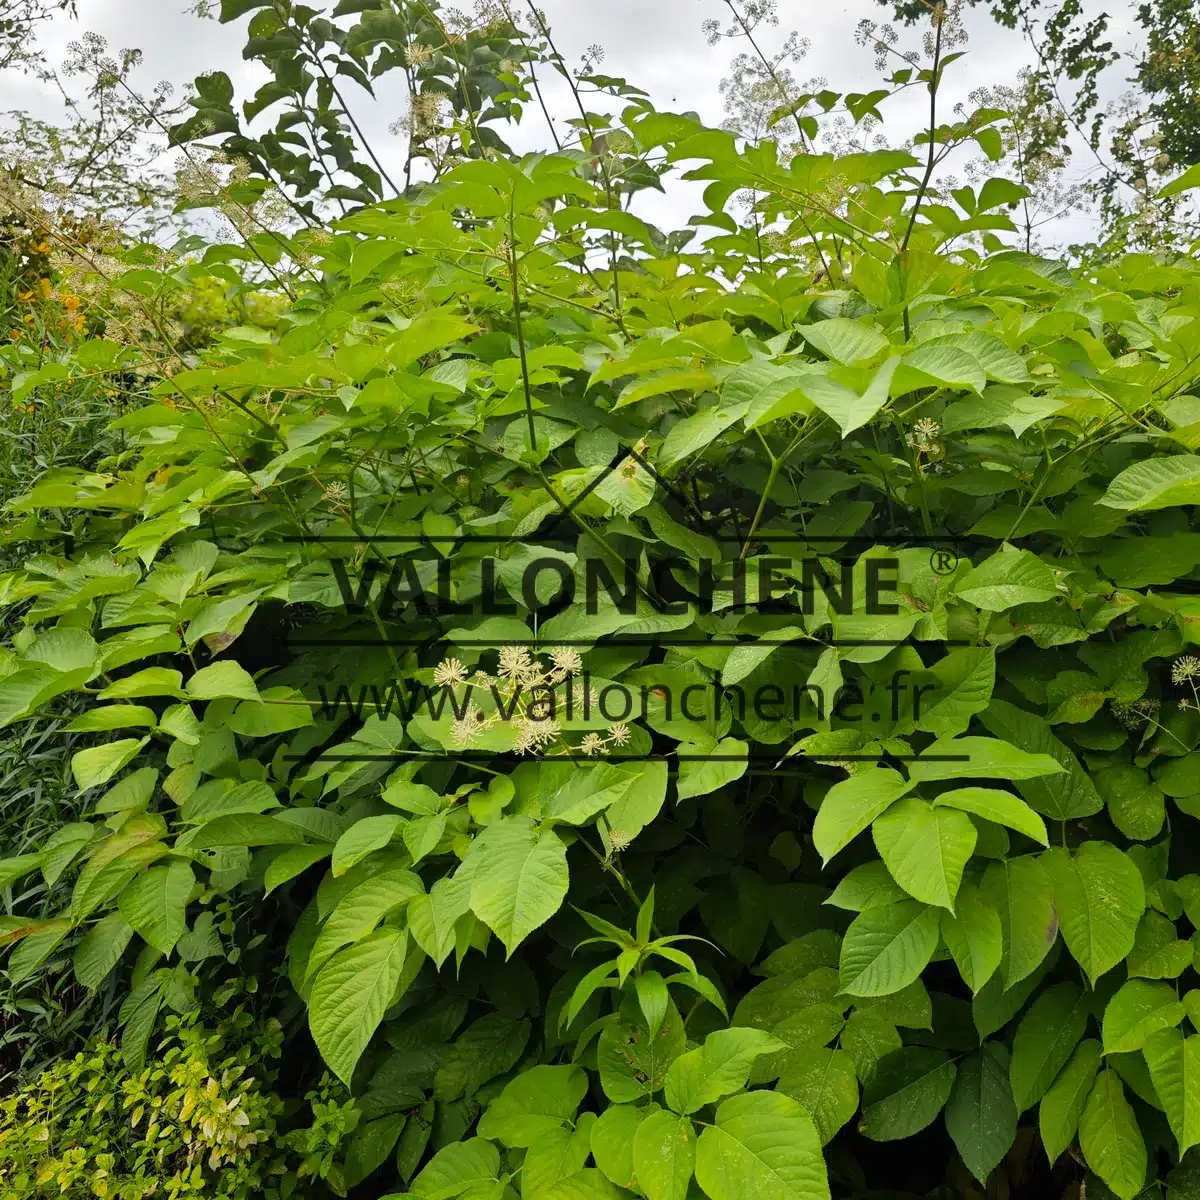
[[551, 647, 583, 675], [581, 733, 607, 756], [433, 658, 468, 686], [498, 645, 532, 680], [1173, 655, 1200, 683]]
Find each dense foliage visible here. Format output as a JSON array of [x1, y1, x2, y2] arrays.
[[8, 1, 1200, 1198]]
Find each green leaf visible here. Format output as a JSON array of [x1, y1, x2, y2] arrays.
[[871, 799, 977, 909], [545, 761, 666, 829], [71, 738, 149, 791], [676, 736, 748, 800], [98, 667, 183, 700], [955, 547, 1059, 611], [808, 355, 899, 436], [906, 733, 1065, 785], [407, 1138, 500, 1200], [66, 704, 157, 733], [1039, 1039, 1102, 1164], [798, 318, 889, 366], [1160, 163, 1200, 197], [1010, 982, 1089, 1112], [264, 845, 331, 895], [1102, 980, 1186, 1054], [306, 866, 423, 983], [827, 861, 907, 913], [186, 660, 260, 701], [838, 900, 940, 997], [694, 1090, 829, 1200], [979, 855, 1057, 989], [812, 769, 912, 864], [739, 362, 816, 429], [944, 1043, 1017, 1185], [663, 1027, 787, 1115], [308, 927, 407, 1086], [776, 1048, 858, 1144], [1099, 456, 1200, 512], [940, 884, 1002, 994], [1143, 1027, 1200, 1157], [408, 874, 472, 969], [522, 1123, 594, 1197], [590, 1104, 651, 1190], [1044, 843, 1145, 985], [893, 344, 986, 395], [978, 701, 1103, 821], [932, 788, 1048, 845], [117, 860, 193, 955], [477, 1064, 587, 1147], [860, 1046, 957, 1140], [614, 369, 716, 410], [633, 1110, 696, 1200], [465, 817, 569, 956], [331, 814, 403, 877], [914, 647, 996, 736], [534, 1169, 631, 1199], [660, 401, 751, 468], [598, 997, 687, 1103], [73, 912, 133, 990], [1079, 1071, 1147, 1200]]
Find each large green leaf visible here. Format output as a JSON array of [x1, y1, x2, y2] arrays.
[[694, 1090, 830, 1200], [1044, 843, 1145, 985], [979, 855, 1058, 988], [812, 769, 911, 864], [871, 799, 977, 909], [1039, 1039, 1102, 1164], [797, 318, 889, 366], [663, 1027, 786, 1115], [1143, 1027, 1200, 1157], [633, 1110, 696, 1200], [117, 860, 193, 956], [464, 817, 569, 956], [839, 900, 940, 997], [776, 1048, 858, 1145], [1079, 1071, 1147, 1200], [944, 1043, 1017, 1185], [1009, 982, 1088, 1112], [860, 1047, 957, 1140], [1102, 979, 1186, 1054], [978, 700, 1103, 820], [940, 884, 1002, 994], [590, 1104, 651, 1190], [477, 1064, 586, 1147], [1099, 455, 1200, 512], [932, 788, 1048, 845], [954, 547, 1059, 611], [308, 927, 408, 1085]]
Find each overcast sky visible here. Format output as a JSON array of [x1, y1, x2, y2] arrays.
[[2, 0, 1143, 250]]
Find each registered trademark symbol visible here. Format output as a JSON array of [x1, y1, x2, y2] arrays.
[[930, 549, 959, 576]]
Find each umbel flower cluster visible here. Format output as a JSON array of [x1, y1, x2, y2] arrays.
[[433, 646, 630, 756]]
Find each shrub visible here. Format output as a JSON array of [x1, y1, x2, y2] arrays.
[[6, 3, 1200, 1199], [0, 1009, 295, 1199]]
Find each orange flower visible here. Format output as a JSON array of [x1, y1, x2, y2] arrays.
[[62, 295, 79, 311]]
